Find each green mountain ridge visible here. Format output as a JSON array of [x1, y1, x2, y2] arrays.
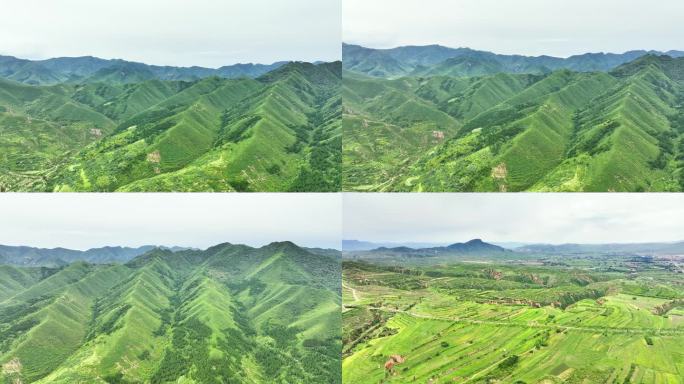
[[0, 61, 341, 192], [0, 242, 341, 383], [343, 54, 684, 191]]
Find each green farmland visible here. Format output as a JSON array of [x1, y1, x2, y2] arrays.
[[342, 251, 684, 383]]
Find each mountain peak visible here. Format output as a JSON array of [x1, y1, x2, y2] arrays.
[[125, 247, 174, 267], [258, 61, 340, 85], [610, 54, 678, 78], [264, 240, 298, 249], [446, 239, 506, 253], [465, 238, 485, 245]]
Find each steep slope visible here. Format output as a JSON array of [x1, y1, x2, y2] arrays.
[[0, 242, 341, 383], [534, 60, 682, 191]]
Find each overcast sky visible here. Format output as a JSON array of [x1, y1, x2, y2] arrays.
[[344, 0, 684, 57], [344, 194, 684, 245], [0, 194, 341, 250], [0, 0, 340, 67]]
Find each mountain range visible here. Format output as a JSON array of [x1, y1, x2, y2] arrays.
[[517, 241, 684, 255], [344, 238, 684, 263], [341, 239, 451, 251], [0, 58, 341, 192], [0, 244, 196, 267], [343, 44, 684, 192], [0, 55, 287, 86], [343, 43, 684, 78], [0, 241, 341, 383], [343, 239, 510, 264]]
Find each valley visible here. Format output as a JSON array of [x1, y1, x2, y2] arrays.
[[342, 241, 684, 383]]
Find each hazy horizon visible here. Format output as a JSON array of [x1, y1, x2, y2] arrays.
[[0, 240, 333, 253], [343, 238, 684, 247], [343, 0, 684, 58], [0, 194, 342, 251], [0, 51, 331, 68], [344, 194, 684, 245], [343, 41, 684, 59], [0, 0, 341, 67]]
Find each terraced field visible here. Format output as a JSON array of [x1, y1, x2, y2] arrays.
[[0, 242, 341, 383], [343, 52, 684, 192], [342, 254, 684, 383]]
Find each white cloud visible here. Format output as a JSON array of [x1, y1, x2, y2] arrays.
[[0, 194, 342, 250], [343, 0, 684, 57], [343, 194, 684, 244], [0, 0, 341, 67]]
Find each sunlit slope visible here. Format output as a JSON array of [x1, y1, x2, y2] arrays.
[[0, 243, 341, 383], [343, 55, 684, 191]]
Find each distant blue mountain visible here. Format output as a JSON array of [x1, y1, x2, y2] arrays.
[[343, 43, 684, 78], [0, 54, 287, 85]]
